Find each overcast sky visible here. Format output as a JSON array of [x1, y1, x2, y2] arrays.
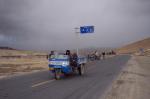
[[0, 0, 150, 50]]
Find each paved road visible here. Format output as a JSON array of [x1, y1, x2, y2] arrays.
[[0, 55, 130, 99]]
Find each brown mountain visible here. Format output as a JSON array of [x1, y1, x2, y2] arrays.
[[117, 37, 150, 54], [0, 46, 16, 50]]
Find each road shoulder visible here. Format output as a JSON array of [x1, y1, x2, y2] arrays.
[[104, 55, 150, 99]]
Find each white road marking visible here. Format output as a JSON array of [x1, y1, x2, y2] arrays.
[[31, 79, 55, 88]]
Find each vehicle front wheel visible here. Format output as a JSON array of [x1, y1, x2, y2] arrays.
[[54, 69, 62, 80]]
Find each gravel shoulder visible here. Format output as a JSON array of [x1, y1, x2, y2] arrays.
[[104, 55, 150, 99]]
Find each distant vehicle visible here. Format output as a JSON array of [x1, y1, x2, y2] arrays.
[[48, 54, 87, 80]]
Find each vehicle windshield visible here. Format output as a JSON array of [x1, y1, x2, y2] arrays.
[[50, 55, 69, 59]]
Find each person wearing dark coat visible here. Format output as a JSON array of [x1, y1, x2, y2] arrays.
[[102, 52, 105, 59]]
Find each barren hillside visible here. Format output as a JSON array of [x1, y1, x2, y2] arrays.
[[117, 37, 150, 54]]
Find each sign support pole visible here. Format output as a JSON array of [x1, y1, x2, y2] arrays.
[[75, 27, 80, 56]]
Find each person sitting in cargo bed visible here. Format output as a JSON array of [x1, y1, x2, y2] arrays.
[[65, 50, 77, 67], [71, 53, 78, 67]]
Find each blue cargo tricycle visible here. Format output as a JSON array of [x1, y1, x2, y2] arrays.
[[49, 54, 87, 80]]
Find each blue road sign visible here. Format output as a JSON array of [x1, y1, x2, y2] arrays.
[[80, 26, 94, 34]]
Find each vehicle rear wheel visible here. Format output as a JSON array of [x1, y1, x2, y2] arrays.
[[78, 64, 85, 75]]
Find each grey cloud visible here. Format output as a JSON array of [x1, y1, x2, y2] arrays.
[[0, 0, 150, 50]]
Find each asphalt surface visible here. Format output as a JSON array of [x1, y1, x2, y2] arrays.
[[0, 55, 130, 99]]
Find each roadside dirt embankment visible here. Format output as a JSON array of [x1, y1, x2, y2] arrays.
[[104, 55, 150, 99], [0, 57, 48, 79], [0, 49, 49, 79]]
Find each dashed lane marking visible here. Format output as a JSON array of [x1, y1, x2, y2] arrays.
[[31, 79, 55, 88]]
